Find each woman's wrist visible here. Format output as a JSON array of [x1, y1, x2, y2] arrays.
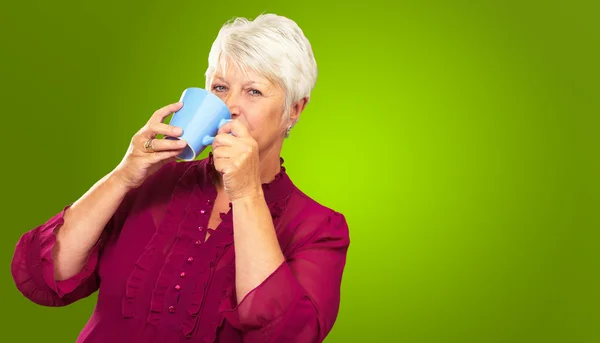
[[231, 189, 265, 208], [108, 169, 138, 193]]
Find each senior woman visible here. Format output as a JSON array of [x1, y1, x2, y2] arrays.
[[11, 13, 349, 343]]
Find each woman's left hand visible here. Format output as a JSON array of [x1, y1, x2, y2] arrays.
[[212, 120, 262, 201]]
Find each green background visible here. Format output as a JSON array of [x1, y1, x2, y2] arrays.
[[1, 1, 599, 342]]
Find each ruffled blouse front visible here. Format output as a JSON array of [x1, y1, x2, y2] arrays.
[[11, 154, 350, 343]]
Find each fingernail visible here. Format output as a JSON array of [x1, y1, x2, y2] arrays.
[[173, 127, 183, 135]]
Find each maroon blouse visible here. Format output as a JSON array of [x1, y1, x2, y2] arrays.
[[11, 154, 350, 343]]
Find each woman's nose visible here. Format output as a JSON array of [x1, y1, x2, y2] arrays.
[[225, 93, 241, 118]]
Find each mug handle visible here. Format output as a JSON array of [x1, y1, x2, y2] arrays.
[[201, 119, 232, 145]]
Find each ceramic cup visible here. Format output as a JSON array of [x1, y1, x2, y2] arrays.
[[165, 87, 231, 161]]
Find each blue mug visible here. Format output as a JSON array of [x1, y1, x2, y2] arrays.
[[166, 87, 231, 161]]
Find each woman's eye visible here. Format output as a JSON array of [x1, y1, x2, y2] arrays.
[[249, 89, 262, 96], [213, 85, 227, 92]]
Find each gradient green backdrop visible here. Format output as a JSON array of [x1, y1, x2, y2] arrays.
[[1, 1, 598, 342]]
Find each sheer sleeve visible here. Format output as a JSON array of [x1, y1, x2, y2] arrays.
[[220, 211, 350, 343], [10, 160, 183, 307], [10, 183, 138, 307]]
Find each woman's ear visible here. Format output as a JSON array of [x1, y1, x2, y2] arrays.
[[289, 97, 309, 125]]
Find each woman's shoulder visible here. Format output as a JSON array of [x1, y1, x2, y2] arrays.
[[162, 159, 207, 178], [285, 188, 349, 240], [143, 159, 206, 186], [288, 187, 344, 216], [132, 159, 207, 200], [122, 159, 207, 217]]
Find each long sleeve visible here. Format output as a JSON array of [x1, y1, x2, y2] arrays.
[[220, 211, 350, 343], [11, 182, 140, 307], [10, 162, 181, 307], [11, 205, 103, 306]]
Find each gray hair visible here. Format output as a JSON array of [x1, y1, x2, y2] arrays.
[[205, 14, 318, 135]]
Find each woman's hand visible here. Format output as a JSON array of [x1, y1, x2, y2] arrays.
[[212, 120, 262, 201], [113, 102, 187, 190]]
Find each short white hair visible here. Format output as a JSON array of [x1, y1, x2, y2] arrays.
[[204, 14, 318, 126]]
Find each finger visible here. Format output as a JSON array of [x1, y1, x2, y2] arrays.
[[217, 119, 251, 138], [212, 133, 236, 150], [148, 149, 185, 163], [212, 146, 233, 159], [136, 136, 185, 152], [148, 102, 183, 124], [214, 164, 231, 175], [147, 138, 187, 152], [216, 121, 231, 135], [212, 157, 231, 175], [146, 122, 183, 137]]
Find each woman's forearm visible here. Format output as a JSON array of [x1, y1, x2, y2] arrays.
[[53, 170, 131, 280], [232, 193, 285, 302]]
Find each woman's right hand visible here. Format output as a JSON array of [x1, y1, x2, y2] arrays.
[[113, 102, 187, 190]]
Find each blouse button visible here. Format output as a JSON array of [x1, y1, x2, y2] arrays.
[[180, 272, 186, 278], [200, 209, 206, 215], [168, 305, 176, 313], [175, 284, 181, 291], [187, 257, 194, 263], [207, 199, 212, 205], [198, 226, 204, 232], [195, 239, 202, 246]]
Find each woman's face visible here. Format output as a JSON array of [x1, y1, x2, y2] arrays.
[[208, 62, 289, 156]]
